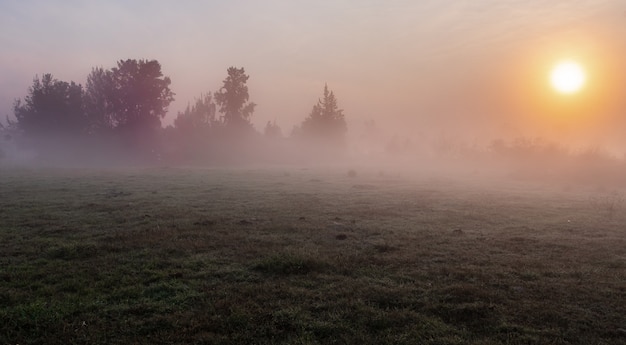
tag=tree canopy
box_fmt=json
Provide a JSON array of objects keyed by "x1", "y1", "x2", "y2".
[
  {"x1": 84, "y1": 67, "x2": 115, "y2": 133},
  {"x1": 301, "y1": 84, "x2": 347, "y2": 145},
  {"x1": 6, "y1": 60, "x2": 351, "y2": 164},
  {"x1": 13, "y1": 74, "x2": 85, "y2": 142},
  {"x1": 109, "y1": 59, "x2": 175, "y2": 131},
  {"x1": 173, "y1": 93, "x2": 217, "y2": 133},
  {"x1": 214, "y1": 67, "x2": 256, "y2": 131}
]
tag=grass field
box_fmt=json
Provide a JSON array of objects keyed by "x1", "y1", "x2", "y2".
[{"x1": 0, "y1": 166, "x2": 624, "y2": 344}]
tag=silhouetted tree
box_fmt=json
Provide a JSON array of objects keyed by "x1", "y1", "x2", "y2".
[
  {"x1": 214, "y1": 67, "x2": 256, "y2": 131},
  {"x1": 170, "y1": 93, "x2": 219, "y2": 161},
  {"x1": 83, "y1": 60, "x2": 174, "y2": 136},
  {"x1": 264, "y1": 120, "x2": 282, "y2": 138},
  {"x1": 82, "y1": 59, "x2": 175, "y2": 158},
  {"x1": 84, "y1": 67, "x2": 115, "y2": 133},
  {"x1": 13, "y1": 74, "x2": 85, "y2": 149},
  {"x1": 301, "y1": 84, "x2": 347, "y2": 145},
  {"x1": 173, "y1": 93, "x2": 217, "y2": 132},
  {"x1": 109, "y1": 59, "x2": 175, "y2": 132}
]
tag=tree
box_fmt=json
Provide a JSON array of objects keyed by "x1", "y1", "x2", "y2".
[
  {"x1": 13, "y1": 74, "x2": 85, "y2": 144},
  {"x1": 173, "y1": 93, "x2": 217, "y2": 133},
  {"x1": 301, "y1": 84, "x2": 347, "y2": 145},
  {"x1": 108, "y1": 59, "x2": 175, "y2": 132},
  {"x1": 264, "y1": 120, "x2": 282, "y2": 138},
  {"x1": 83, "y1": 59, "x2": 174, "y2": 158},
  {"x1": 84, "y1": 60, "x2": 174, "y2": 134},
  {"x1": 214, "y1": 67, "x2": 256, "y2": 131},
  {"x1": 84, "y1": 67, "x2": 115, "y2": 133},
  {"x1": 170, "y1": 93, "x2": 218, "y2": 162}
]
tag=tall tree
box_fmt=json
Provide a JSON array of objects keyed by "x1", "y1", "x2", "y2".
[
  {"x1": 214, "y1": 67, "x2": 256, "y2": 130},
  {"x1": 109, "y1": 59, "x2": 175, "y2": 131},
  {"x1": 13, "y1": 74, "x2": 85, "y2": 142},
  {"x1": 84, "y1": 67, "x2": 115, "y2": 133},
  {"x1": 301, "y1": 84, "x2": 347, "y2": 145}
]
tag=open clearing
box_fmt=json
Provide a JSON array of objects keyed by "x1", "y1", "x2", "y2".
[{"x1": 0, "y1": 167, "x2": 624, "y2": 344}]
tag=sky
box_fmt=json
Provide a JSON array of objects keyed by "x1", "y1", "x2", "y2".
[{"x1": 1, "y1": 1, "x2": 625, "y2": 149}]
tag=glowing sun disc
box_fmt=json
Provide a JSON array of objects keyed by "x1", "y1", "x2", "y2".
[{"x1": 550, "y1": 61, "x2": 586, "y2": 94}]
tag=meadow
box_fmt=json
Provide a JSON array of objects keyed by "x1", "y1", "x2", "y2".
[{"x1": 0, "y1": 166, "x2": 624, "y2": 344}]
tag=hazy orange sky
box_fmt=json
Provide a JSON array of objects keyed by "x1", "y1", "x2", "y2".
[{"x1": 1, "y1": 1, "x2": 625, "y2": 148}]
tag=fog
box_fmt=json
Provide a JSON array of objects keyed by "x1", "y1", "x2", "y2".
[{"x1": 1, "y1": 1, "x2": 626, "y2": 188}]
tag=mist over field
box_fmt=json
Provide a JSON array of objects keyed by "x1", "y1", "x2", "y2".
[
  {"x1": 2, "y1": 2, "x2": 626, "y2": 168},
  {"x1": 0, "y1": 60, "x2": 625, "y2": 189},
  {"x1": 1, "y1": 4, "x2": 625, "y2": 187}
]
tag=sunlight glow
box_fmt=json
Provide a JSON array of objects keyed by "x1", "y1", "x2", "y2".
[{"x1": 550, "y1": 61, "x2": 586, "y2": 95}]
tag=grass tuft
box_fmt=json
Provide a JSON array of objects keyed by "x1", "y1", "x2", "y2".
[
  {"x1": 45, "y1": 243, "x2": 99, "y2": 260},
  {"x1": 252, "y1": 253, "x2": 328, "y2": 275}
]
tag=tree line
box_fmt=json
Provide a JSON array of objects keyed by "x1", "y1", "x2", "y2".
[{"x1": 1, "y1": 59, "x2": 347, "y2": 164}]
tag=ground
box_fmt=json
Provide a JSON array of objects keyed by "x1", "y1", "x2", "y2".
[{"x1": 0, "y1": 166, "x2": 624, "y2": 344}]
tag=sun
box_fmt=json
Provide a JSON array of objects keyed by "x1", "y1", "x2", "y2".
[{"x1": 550, "y1": 61, "x2": 586, "y2": 94}]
